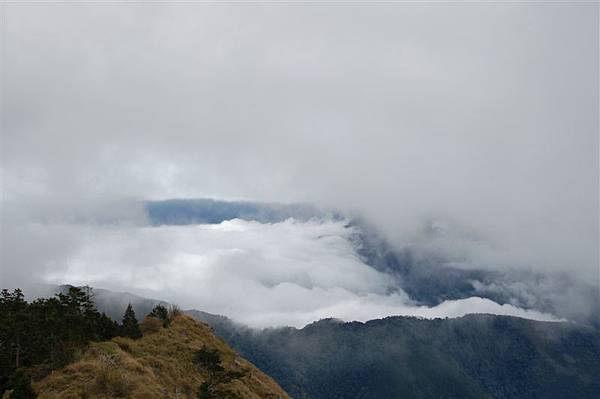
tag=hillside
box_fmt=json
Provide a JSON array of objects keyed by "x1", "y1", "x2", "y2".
[
  {"x1": 15, "y1": 286, "x2": 598, "y2": 399},
  {"x1": 33, "y1": 315, "x2": 290, "y2": 399},
  {"x1": 190, "y1": 312, "x2": 600, "y2": 399}
]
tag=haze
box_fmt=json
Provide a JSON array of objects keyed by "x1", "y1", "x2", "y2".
[{"x1": 1, "y1": 3, "x2": 598, "y2": 326}]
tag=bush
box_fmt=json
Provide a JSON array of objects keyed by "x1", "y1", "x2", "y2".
[
  {"x1": 149, "y1": 304, "x2": 170, "y2": 327},
  {"x1": 194, "y1": 346, "x2": 224, "y2": 375},
  {"x1": 169, "y1": 304, "x2": 183, "y2": 319}
]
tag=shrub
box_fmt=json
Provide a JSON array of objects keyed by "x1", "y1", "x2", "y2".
[
  {"x1": 169, "y1": 304, "x2": 183, "y2": 319},
  {"x1": 149, "y1": 304, "x2": 170, "y2": 327},
  {"x1": 194, "y1": 346, "x2": 224, "y2": 375}
]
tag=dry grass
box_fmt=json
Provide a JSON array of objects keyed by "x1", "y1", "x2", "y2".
[
  {"x1": 140, "y1": 315, "x2": 163, "y2": 335},
  {"x1": 34, "y1": 315, "x2": 290, "y2": 399}
]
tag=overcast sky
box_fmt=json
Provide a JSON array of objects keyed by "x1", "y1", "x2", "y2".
[{"x1": 1, "y1": 3, "x2": 598, "y2": 323}]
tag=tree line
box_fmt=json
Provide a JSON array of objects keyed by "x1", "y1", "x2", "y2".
[{"x1": 0, "y1": 286, "x2": 166, "y2": 398}]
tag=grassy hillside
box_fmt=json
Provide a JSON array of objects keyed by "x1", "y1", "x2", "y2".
[{"x1": 33, "y1": 315, "x2": 290, "y2": 399}]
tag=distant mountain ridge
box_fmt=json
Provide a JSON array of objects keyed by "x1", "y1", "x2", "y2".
[
  {"x1": 189, "y1": 311, "x2": 600, "y2": 399},
  {"x1": 146, "y1": 198, "x2": 332, "y2": 225}
]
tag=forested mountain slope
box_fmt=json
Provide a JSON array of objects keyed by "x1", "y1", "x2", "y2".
[
  {"x1": 14, "y1": 286, "x2": 596, "y2": 399},
  {"x1": 189, "y1": 311, "x2": 600, "y2": 399},
  {"x1": 0, "y1": 288, "x2": 289, "y2": 399}
]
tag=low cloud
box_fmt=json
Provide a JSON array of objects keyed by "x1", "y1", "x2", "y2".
[{"x1": 29, "y1": 218, "x2": 559, "y2": 328}]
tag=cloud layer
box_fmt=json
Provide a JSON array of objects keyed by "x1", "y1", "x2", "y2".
[
  {"x1": 36, "y1": 218, "x2": 558, "y2": 327},
  {"x1": 1, "y1": 4, "x2": 597, "y2": 323}
]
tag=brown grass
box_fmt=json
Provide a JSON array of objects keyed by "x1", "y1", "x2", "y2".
[{"x1": 34, "y1": 315, "x2": 291, "y2": 399}]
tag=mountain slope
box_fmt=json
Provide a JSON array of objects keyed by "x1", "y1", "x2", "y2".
[
  {"x1": 190, "y1": 312, "x2": 600, "y2": 399},
  {"x1": 30, "y1": 286, "x2": 597, "y2": 399},
  {"x1": 34, "y1": 315, "x2": 290, "y2": 399}
]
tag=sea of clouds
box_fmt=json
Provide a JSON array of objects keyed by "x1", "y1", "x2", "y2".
[{"x1": 37, "y1": 218, "x2": 559, "y2": 328}]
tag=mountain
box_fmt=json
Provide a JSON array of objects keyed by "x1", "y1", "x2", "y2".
[
  {"x1": 31, "y1": 286, "x2": 598, "y2": 399},
  {"x1": 146, "y1": 198, "x2": 331, "y2": 226},
  {"x1": 33, "y1": 314, "x2": 290, "y2": 399},
  {"x1": 348, "y1": 220, "x2": 600, "y2": 328},
  {"x1": 188, "y1": 311, "x2": 600, "y2": 399}
]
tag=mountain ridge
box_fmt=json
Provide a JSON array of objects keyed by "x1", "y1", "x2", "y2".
[
  {"x1": 33, "y1": 314, "x2": 290, "y2": 399},
  {"x1": 197, "y1": 312, "x2": 599, "y2": 399},
  {"x1": 22, "y1": 285, "x2": 600, "y2": 399}
]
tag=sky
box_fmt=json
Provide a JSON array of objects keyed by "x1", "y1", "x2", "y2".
[{"x1": 1, "y1": 3, "x2": 598, "y2": 326}]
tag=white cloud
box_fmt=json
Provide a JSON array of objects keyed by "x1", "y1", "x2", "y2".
[
  {"x1": 39, "y1": 218, "x2": 559, "y2": 327},
  {"x1": 2, "y1": 3, "x2": 597, "y2": 283}
]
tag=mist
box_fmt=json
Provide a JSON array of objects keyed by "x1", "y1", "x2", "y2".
[
  {"x1": 1, "y1": 3, "x2": 598, "y2": 324},
  {"x1": 22, "y1": 218, "x2": 560, "y2": 327}
]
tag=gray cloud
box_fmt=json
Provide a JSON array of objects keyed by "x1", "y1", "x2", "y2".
[{"x1": 1, "y1": 5, "x2": 598, "y2": 301}]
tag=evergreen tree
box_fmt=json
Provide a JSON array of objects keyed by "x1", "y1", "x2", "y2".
[
  {"x1": 0, "y1": 289, "x2": 27, "y2": 370},
  {"x1": 121, "y1": 304, "x2": 142, "y2": 339},
  {"x1": 0, "y1": 287, "x2": 119, "y2": 396},
  {"x1": 195, "y1": 346, "x2": 244, "y2": 399},
  {"x1": 6, "y1": 369, "x2": 36, "y2": 399},
  {"x1": 195, "y1": 346, "x2": 224, "y2": 376}
]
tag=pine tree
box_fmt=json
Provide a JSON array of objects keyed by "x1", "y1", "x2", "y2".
[
  {"x1": 121, "y1": 304, "x2": 142, "y2": 339},
  {"x1": 1, "y1": 287, "x2": 120, "y2": 394},
  {"x1": 81, "y1": 285, "x2": 96, "y2": 314}
]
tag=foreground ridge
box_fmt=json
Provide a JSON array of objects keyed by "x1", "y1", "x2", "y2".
[{"x1": 34, "y1": 315, "x2": 290, "y2": 399}]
